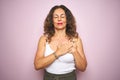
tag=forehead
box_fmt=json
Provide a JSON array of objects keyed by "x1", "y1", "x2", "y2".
[{"x1": 53, "y1": 8, "x2": 65, "y2": 15}]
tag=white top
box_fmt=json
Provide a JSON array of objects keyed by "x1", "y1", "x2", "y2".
[{"x1": 44, "y1": 43, "x2": 76, "y2": 74}]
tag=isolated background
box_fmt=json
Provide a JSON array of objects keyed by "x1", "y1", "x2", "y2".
[{"x1": 0, "y1": 0, "x2": 120, "y2": 80}]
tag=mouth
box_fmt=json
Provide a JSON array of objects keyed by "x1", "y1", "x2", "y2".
[{"x1": 57, "y1": 22, "x2": 63, "y2": 25}]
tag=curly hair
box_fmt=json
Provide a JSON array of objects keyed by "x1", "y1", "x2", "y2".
[{"x1": 44, "y1": 5, "x2": 78, "y2": 42}]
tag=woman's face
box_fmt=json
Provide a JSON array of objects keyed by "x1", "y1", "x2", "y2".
[{"x1": 53, "y1": 8, "x2": 67, "y2": 30}]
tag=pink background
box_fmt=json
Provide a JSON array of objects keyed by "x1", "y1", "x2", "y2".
[{"x1": 0, "y1": 0, "x2": 120, "y2": 80}]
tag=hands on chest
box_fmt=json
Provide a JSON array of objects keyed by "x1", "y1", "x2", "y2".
[{"x1": 50, "y1": 38, "x2": 78, "y2": 56}]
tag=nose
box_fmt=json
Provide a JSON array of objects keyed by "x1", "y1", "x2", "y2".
[{"x1": 58, "y1": 16, "x2": 61, "y2": 21}]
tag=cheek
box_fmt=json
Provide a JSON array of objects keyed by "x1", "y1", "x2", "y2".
[
  {"x1": 63, "y1": 21, "x2": 67, "y2": 25},
  {"x1": 53, "y1": 21, "x2": 58, "y2": 27},
  {"x1": 53, "y1": 19, "x2": 57, "y2": 23},
  {"x1": 62, "y1": 19, "x2": 67, "y2": 24}
]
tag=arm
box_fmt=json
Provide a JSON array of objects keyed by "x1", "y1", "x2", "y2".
[
  {"x1": 72, "y1": 37, "x2": 87, "y2": 72},
  {"x1": 34, "y1": 35, "x2": 57, "y2": 70},
  {"x1": 34, "y1": 35, "x2": 73, "y2": 70}
]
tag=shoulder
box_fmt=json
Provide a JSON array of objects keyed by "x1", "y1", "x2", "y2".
[
  {"x1": 72, "y1": 36, "x2": 83, "y2": 47},
  {"x1": 39, "y1": 35, "x2": 47, "y2": 40},
  {"x1": 73, "y1": 36, "x2": 84, "y2": 50},
  {"x1": 38, "y1": 35, "x2": 47, "y2": 45},
  {"x1": 73, "y1": 36, "x2": 82, "y2": 43}
]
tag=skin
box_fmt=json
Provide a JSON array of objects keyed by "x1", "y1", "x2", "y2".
[{"x1": 34, "y1": 8, "x2": 87, "y2": 72}]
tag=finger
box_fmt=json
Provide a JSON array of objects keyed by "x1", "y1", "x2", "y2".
[
  {"x1": 67, "y1": 45, "x2": 73, "y2": 51},
  {"x1": 68, "y1": 48, "x2": 74, "y2": 54}
]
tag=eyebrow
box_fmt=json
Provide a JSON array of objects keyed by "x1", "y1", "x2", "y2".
[{"x1": 53, "y1": 14, "x2": 66, "y2": 16}]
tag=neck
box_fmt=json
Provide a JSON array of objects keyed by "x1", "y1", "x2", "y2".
[{"x1": 54, "y1": 29, "x2": 66, "y2": 38}]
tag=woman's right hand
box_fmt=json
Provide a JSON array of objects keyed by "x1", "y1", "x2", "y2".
[{"x1": 55, "y1": 41, "x2": 73, "y2": 56}]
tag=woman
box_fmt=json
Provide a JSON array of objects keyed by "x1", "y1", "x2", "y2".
[{"x1": 34, "y1": 5, "x2": 87, "y2": 80}]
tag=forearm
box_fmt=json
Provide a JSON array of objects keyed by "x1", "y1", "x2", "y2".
[
  {"x1": 34, "y1": 52, "x2": 57, "y2": 70},
  {"x1": 73, "y1": 51, "x2": 87, "y2": 72}
]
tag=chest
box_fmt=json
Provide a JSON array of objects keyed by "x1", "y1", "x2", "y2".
[
  {"x1": 45, "y1": 43, "x2": 75, "y2": 63},
  {"x1": 49, "y1": 39, "x2": 69, "y2": 51}
]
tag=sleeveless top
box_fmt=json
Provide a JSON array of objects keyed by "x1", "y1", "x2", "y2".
[{"x1": 44, "y1": 42, "x2": 76, "y2": 74}]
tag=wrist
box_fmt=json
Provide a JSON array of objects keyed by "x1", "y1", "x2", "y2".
[
  {"x1": 55, "y1": 50, "x2": 62, "y2": 57},
  {"x1": 53, "y1": 52, "x2": 58, "y2": 59}
]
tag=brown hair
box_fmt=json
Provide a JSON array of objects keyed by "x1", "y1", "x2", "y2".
[{"x1": 44, "y1": 5, "x2": 78, "y2": 42}]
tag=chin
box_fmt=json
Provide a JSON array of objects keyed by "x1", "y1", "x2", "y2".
[{"x1": 55, "y1": 27, "x2": 66, "y2": 30}]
